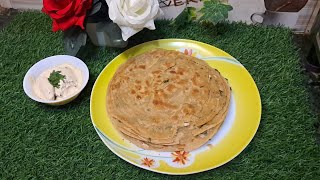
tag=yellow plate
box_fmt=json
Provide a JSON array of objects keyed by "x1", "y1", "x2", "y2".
[{"x1": 90, "y1": 39, "x2": 261, "y2": 175}]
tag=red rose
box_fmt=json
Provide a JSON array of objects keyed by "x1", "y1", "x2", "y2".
[{"x1": 42, "y1": 0, "x2": 93, "y2": 32}]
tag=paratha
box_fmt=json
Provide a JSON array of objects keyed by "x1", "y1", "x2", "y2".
[{"x1": 106, "y1": 49, "x2": 231, "y2": 151}]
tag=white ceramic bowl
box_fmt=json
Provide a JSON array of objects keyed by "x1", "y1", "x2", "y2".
[{"x1": 23, "y1": 55, "x2": 89, "y2": 105}]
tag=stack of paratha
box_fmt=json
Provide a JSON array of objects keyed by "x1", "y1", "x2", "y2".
[{"x1": 107, "y1": 49, "x2": 231, "y2": 152}]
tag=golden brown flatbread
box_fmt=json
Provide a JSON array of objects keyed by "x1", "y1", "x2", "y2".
[{"x1": 106, "y1": 49, "x2": 231, "y2": 151}]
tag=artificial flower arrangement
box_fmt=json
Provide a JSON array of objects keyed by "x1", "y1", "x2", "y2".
[{"x1": 42, "y1": 0, "x2": 232, "y2": 55}]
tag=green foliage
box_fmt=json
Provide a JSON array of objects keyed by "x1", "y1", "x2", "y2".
[
  {"x1": 171, "y1": 7, "x2": 197, "y2": 28},
  {"x1": 172, "y1": 0, "x2": 233, "y2": 27},
  {"x1": 48, "y1": 70, "x2": 65, "y2": 88},
  {"x1": 198, "y1": 0, "x2": 233, "y2": 25}
]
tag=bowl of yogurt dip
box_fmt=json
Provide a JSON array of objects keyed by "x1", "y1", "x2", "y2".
[{"x1": 23, "y1": 55, "x2": 89, "y2": 105}]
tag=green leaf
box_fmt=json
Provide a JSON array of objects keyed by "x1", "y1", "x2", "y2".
[
  {"x1": 48, "y1": 70, "x2": 65, "y2": 88},
  {"x1": 172, "y1": 7, "x2": 197, "y2": 28},
  {"x1": 198, "y1": 0, "x2": 233, "y2": 25}
]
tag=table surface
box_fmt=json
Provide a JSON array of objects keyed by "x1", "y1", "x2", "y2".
[{"x1": 1, "y1": 12, "x2": 319, "y2": 179}]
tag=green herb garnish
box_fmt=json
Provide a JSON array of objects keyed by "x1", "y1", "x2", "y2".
[{"x1": 48, "y1": 70, "x2": 65, "y2": 88}]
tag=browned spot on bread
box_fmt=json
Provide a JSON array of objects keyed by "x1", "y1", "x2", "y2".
[
  {"x1": 177, "y1": 80, "x2": 188, "y2": 85},
  {"x1": 166, "y1": 84, "x2": 176, "y2": 93},
  {"x1": 153, "y1": 99, "x2": 177, "y2": 109},
  {"x1": 177, "y1": 67, "x2": 185, "y2": 75},
  {"x1": 191, "y1": 76, "x2": 197, "y2": 85},
  {"x1": 182, "y1": 104, "x2": 196, "y2": 115},
  {"x1": 153, "y1": 99, "x2": 160, "y2": 105},
  {"x1": 138, "y1": 65, "x2": 146, "y2": 69},
  {"x1": 171, "y1": 115, "x2": 178, "y2": 120},
  {"x1": 112, "y1": 82, "x2": 120, "y2": 90},
  {"x1": 141, "y1": 91, "x2": 149, "y2": 95},
  {"x1": 146, "y1": 80, "x2": 150, "y2": 86},
  {"x1": 156, "y1": 90, "x2": 168, "y2": 98},
  {"x1": 165, "y1": 103, "x2": 178, "y2": 109},
  {"x1": 135, "y1": 85, "x2": 142, "y2": 90},
  {"x1": 192, "y1": 88, "x2": 199, "y2": 95},
  {"x1": 219, "y1": 90, "x2": 224, "y2": 96},
  {"x1": 164, "y1": 62, "x2": 175, "y2": 68},
  {"x1": 152, "y1": 70, "x2": 161, "y2": 74}
]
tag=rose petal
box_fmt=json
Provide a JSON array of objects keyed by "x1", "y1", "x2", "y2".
[
  {"x1": 108, "y1": 0, "x2": 126, "y2": 25},
  {"x1": 118, "y1": 25, "x2": 142, "y2": 41},
  {"x1": 75, "y1": 0, "x2": 92, "y2": 16},
  {"x1": 56, "y1": 16, "x2": 78, "y2": 31},
  {"x1": 48, "y1": 13, "x2": 65, "y2": 19},
  {"x1": 124, "y1": 8, "x2": 152, "y2": 25},
  {"x1": 75, "y1": 6, "x2": 84, "y2": 16},
  {"x1": 74, "y1": 0, "x2": 83, "y2": 7},
  {"x1": 108, "y1": 0, "x2": 162, "y2": 40},
  {"x1": 84, "y1": 0, "x2": 93, "y2": 9},
  {"x1": 43, "y1": 0, "x2": 72, "y2": 11},
  {"x1": 42, "y1": 7, "x2": 49, "y2": 14},
  {"x1": 56, "y1": 1, "x2": 74, "y2": 15},
  {"x1": 74, "y1": 0, "x2": 85, "y2": 16},
  {"x1": 124, "y1": 0, "x2": 147, "y2": 13},
  {"x1": 52, "y1": 19, "x2": 60, "y2": 32},
  {"x1": 43, "y1": 0, "x2": 74, "y2": 20},
  {"x1": 75, "y1": 14, "x2": 86, "y2": 29},
  {"x1": 125, "y1": 1, "x2": 152, "y2": 22},
  {"x1": 105, "y1": 0, "x2": 112, "y2": 6},
  {"x1": 143, "y1": 19, "x2": 156, "y2": 30}
]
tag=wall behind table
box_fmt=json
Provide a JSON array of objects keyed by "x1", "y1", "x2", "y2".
[
  {"x1": 1, "y1": 0, "x2": 318, "y2": 35},
  {"x1": 1, "y1": 0, "x2": 42, "y2": 9}
]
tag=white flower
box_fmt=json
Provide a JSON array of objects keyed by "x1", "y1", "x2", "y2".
[{"x1": 105, "y1": 0, "x2": 163, "y2": 41}]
